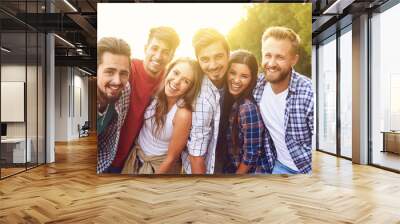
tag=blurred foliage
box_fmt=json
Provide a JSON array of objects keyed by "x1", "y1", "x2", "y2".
[{"x1": 227, "y1": 3, "x2": 312, "y2": 77}]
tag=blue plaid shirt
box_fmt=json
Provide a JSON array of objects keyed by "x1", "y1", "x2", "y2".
[
  {"x1": 253, "y1": 71, "x2": 314, "y2": 174},
  {"x1": 224, "y1": 98, "x2": 268, "y2": 174}
]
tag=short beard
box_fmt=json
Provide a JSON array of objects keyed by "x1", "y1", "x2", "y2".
[
  {"x1": 97, "y1": 88, "x2": 119, "y2": 108},
  {"x1": 265, "y1": 68, "x2": 291, "y2": 84}
]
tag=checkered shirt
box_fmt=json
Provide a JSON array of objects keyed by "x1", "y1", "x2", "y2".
[
  {"x1": 182, "y1": 77, "x2": 221, "y2": 174},
  {"x1": 224, "y1": 98, "x2": 268, "y2": 174},
  {"x1": 97, "y1": 83, "x2": 131, "y2": 173},
  {"x1": 253, "y1": 71, "x2": 314, "y2": 174}
]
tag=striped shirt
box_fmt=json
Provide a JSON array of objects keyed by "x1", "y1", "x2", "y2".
[
  {"x1": 182, "y1": 77, "x2": 221, "y2": 174},
  {"x1": 253, "y1": 71, "x2": 314, "y2": 174},
  {"x1": 224, "y1": 98, "x2": 267, "y2": 174}
]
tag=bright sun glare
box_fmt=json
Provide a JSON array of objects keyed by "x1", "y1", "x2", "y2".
[{"x1": 98, "y1": 3, "x2": 247, "y2": 59}]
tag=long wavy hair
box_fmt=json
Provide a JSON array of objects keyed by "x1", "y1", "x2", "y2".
[
  {"x1": 220, "y1": 50, "x2": 259, "y2": 168},
  {"x1": 152, "y1": 57, "x2": 203, "y2": 136}
]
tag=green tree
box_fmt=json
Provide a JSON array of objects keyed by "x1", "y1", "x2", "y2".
[{"x1": 227, "y1": 3, "x2": 312, "y2": 77}]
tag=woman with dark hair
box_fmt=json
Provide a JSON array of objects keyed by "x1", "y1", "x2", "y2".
[
  {"x1": 122, "y1": 57, "x2": 202, "y2": 174},
  {"x1": 221, "y1": 50, "x2": 266, "y2": 174}
]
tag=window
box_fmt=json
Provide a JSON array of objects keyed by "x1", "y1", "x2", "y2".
[
  {"x1": 339, "y1": 27, "x2": 352, "y2": 158},
  {"x1": 0, "y1": 2, "x2": 46, "y2": 179},
  {"x1": 317, "y1": 35, "x2": 337, "y2": 154},
  {"x1": 371, "y1": 2, "x2": 400, "y2": 171}
]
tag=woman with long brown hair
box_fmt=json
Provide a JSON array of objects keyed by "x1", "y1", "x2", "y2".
[
  {"x1": 122, "y1": 57, "x2": 202, "y2": 174},
  {"x1": 220, "y1": 50, "x2": 266, "y2": 174}
]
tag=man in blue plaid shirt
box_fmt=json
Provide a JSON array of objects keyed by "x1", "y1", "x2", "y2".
[{"x1": 253, "y1": 26, "x2": 314, "y2": 174}]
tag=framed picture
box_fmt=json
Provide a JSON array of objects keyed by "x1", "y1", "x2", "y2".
[{"x1": 97, "y1": 3, "x2": 312, "y2": 175}]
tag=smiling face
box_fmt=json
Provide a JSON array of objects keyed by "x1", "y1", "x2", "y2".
[
  {"x1": 197, "y1": 41, "x2": 229, "y2": 88},
  {"x1": 144, "y1": 38, "x2": 174, "y2": 77},
  {"x1": 97, "y1": 52, "x2": 130, "y2": 103},
  {"x1": 164, "y1": 62, "x2": 194, "y2": 101},
  {"x1": 261, "y1": 37, "x2": 298, "y2": 84},
  {"x1": 227, "y1": 63, "x2": 252, "y2": 98}
]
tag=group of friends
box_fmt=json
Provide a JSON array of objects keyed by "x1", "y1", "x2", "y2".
[{"x1": 97, "y1": 25, "x2": 314, "y2": 175}]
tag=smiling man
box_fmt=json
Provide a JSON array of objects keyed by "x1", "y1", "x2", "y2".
[
  {"x1": 253, "y1": 26, "x2": 314, "y2": 174},
  {"x1": 181, "y1": 28, "x2": 230, "y2": 174},
  {"x1": 110, "y1": 26, "x2": 180, "y2": 173},
  {"x1": 97, "y1": 37, "x2": 131, "y2": 173}
]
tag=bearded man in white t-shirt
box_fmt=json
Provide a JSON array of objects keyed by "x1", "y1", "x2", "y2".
[{"x1": 253, "y1": 26, "x2": 314, "y2": 174}]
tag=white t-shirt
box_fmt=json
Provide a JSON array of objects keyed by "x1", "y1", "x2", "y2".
[{"x1": 259, "y1": 82, "x2": 298, "y2": 171}]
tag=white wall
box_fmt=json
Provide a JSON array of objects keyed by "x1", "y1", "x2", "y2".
[
  {"x1": 74, "y1": 74, "x2": 89, "y2": 137},
  {"x1": 1, "y1": 65, "x2": 35, "y2": 137},
  {"x1": 1, "y1": 64, "x2": 46, "y2": 163},
  {"x1": 55, "y1": 67, "x2": 69, "y2": 141},
  {"x1": 1, "y1": 65, "x2": 26, "y2": 140},
  {"x1": 54, "y1": 67, "x2": 89, "y2": 141}
]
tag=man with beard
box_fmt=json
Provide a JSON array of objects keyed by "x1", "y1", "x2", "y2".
[
  {"x1": 111, "y1": 27, "x2": 180, "y2": 173},
  {"x1": 253, "y1": 26, "x2": 314, "y2": 174},
  {"x1": 97, "y1": 37, "x2": 131, "y2": 173},
  {"x1": 181, "y1": 28, "x2": 230, "y2": 174}
]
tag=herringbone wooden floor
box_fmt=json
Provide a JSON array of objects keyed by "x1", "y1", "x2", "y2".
[{"x1": 1, "y1": 135, "x2": 400, "y2": 223}]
